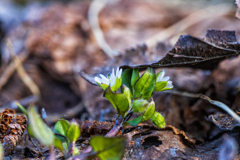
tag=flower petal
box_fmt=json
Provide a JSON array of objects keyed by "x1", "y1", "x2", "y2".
[
  {"x1": 116, "y1": 67, "x2": 119, "y2": 77},
  {"x1": 100, "y1": 74, "x2": 110, "y2": 84},
  {"x1": 157, "y1": 70, "x2": 165, "y2": 82},
  {"x1": 94, "y1": 77, "x2": 102, "y2": 84},
  {"x1": 165, "y1": 81, "x2": 173, "y2": 88},
  {"x1": 118, "y1": 68, "x2": 122, "y2": 79},
  {"x1": 110, "y1": 73, "x2": 115, "y2": 84},
  {"x1": 161, "y1": 76, "x2": 170, "y2": 82}
]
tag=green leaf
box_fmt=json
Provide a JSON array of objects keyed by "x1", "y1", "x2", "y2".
[
  {"x1": 159, "y1": 86, "x2": 173, "y2": 92},
  {"x1": 131, "y1": 69, "x2": 139, "y2": 87},
  {"x1": 122, "y1": 85, "x2": 131, "y2": 107},
  {"x1": 90, "y1": 136, "x2": 126, "y2": 160},
  {"x1": 66, "y1": 120, "x2": 81, "y2": 142},
  {"x1": 53, "y1": 119, "x2": 70, "y2": 142},
  {"x1": 127, "y1": 115, "x2": 143, "y2": 126},
  {"x1": 63, "y1": 142, "x2": 68, "y2": 150},
  {"x1": 141, "y1": 99, "x2": 155, "y2": 122},
  {"x1": 15, "y1": 102, "x2": 28, "y2": 115},
  {"x1": 0, "y1": 143, "x2": 3, "y2": 160},
  {"x1": 154, "y1": 81, "x2": 168, "y2": 92},
  {"x1": 104, "y1": 87, "x2": 130, "y2": 116},
  {"x1": 97, "y1": 82, "x2": 109, "y2": 90},
  {"x1": 132, "y1": 99, "x2": 148, "y2": 113},
  {"x1": 73, "y1": 146, "x2": 80, "y2": 156},
  {"x1": 151, "y1": 112, "x2": 166, "y2": 128},
  {"x1": 54, "y1": 137, "x2": 65, "y2": 153},
  {"x1": 122, "y1": 69, "x2": 133, "y2": 93},
  {"x1": 156, "y1": 70, "x2": 164, "y2": 80},
  {"x1": 110, "y1": 76, "x2": 122, "y2": 92},
  {"x1": 28, "y1": 106, "x2": 54, "y2": 146},
  {"x1": 134, "y1": 68, "x2": 156, "y2": 100},
  {"x1": 27, "y1": 126, "x2": 35, "y2": 138}
]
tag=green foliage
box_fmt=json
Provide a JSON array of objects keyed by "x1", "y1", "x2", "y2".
[
  {"x1": 15, "y1": 102, "x2": 28, "y2": 115},
  {"x1": 66, "y1": 120, "x2": 81, "y2": 142},
  {"x1": 73, "y1": 147, "x2": 80, "y2": 156},
  {"x1": 151, "y1": 112, "x2": 166, "y2": 128},
  {"x1": 131, "y1": 69, "x2": 139, "y2": 87},
  {"x1": 0, "y1": 143, "x2": 3, "y2": 160},
  {"x1": 126, "y1": 115, "x2": 143, "y2": 126},
  {"x1": 122, "y1": 85, "x2": 131, "y2": 107},
  {"x1": 154, "y1": 81, "x2": 168, "y2": 92},
  {"x1": 54, "y1": 137, "x2": 65, "y2": 153},
  {"x1": 141, "y1": 99, "x2": 155, "y2": 122},
  {"x1": 97, "y1": 82, "x2": 109, "y2": 90},
  {"x1": 122, "y1": 68, "x2": 133, "y2": 92},
  {"x1": 28, "y1": 106, "x2": 54, "y2": 146},
  {"x1": 132, "y1": 99, "x2": 148, "y2": 113},
  {"x1": 90, "y1": 136, "x2": 127, "y2": 160},
  {"x1": 104, "y1": 87, "x2": 130, "y2": 116},
  {"x1": 95, "y1": 67, "x2": 173, "y2": 127},
  {"x1": 53, "y1": 119, "x2": 70, "y2": 142},
  {"x1": 134, "y1": 68, "x2": 156, "y2": 100}
]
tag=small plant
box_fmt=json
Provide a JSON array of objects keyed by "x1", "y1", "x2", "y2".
[
  {"x1": 16, "y1": 103, "x2": 127, "y2": 160},
  {"x1": 94, "y1": 67, "x2": 173, "y2": 130},
  {"x1": 15, "y1": 67, "x2": 173, "y2": 160}
]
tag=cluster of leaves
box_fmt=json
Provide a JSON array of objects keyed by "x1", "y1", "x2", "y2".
[
  {"x1": 95, "y1": 67, "x2": 173, "y2": 127},
  {"x1": 16, "y1": 103, "x2": 127, "y2": 160}
]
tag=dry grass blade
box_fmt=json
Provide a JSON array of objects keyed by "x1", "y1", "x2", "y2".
[
  {"x1": 0, "y1": 51, "x2": 29, "y2": 91},
  {"x1": 166, "y1": 90, "x2": 240, "y2": 123},
  {"x1": 88, "y1": 0, "x2": 119, "y2": 58},
  {"x1": 145, "y1": 3, "x2": 233, "y2": 48},
  {"x1": 6, "y1": 39, "x2": 40, "y2": 99}
]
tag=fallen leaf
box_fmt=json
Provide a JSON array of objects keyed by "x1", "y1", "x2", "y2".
[
  {"x1": 80, "y1": 30, "x2": 240, "y2": 85},
  {"x1": 81, "y1": 120, "x2": 115, "y2": 137},
  {"x1": 120, "y1": 30, "x2": 240, "y2": 71},
  {"x1": 208, "y1": 114, "x2": 240, "y2": 131}
]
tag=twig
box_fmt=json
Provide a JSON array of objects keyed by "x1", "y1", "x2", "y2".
[
  {"x1": 165, "y1": 90, "x2": 240, "y2": 123},
  {"x1": 0, "y1": 51, "x2": 29, "y2": 91},
  {"x1": 145, "y1": 3, "x2": 232, "y2": 48},
  {"x1": 6, "y1": 39, "x2": 41, "y2": 99},
  {"x1": 88, "y1": 0, "x2": 119, "y2": 58}
]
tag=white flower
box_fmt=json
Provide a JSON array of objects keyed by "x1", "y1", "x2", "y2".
[
  {"x1": 94, "y1": 67, "x2": 122, "y2": 91},
  {"x1": 157, "y1": 70, "x2": 170, "y2": 82},
  {"x1": 94, "y1": 74, "x2": 110, "y2": 90},
  {"x1": 155, "y1": 69, "x2": 173, "y2": 91},
  {"x1": 110, "y1": 67, "x2": 122, "y2": 91},
  {"x1": 94, "y1": 74, "x2": 110, "y2": 85}
]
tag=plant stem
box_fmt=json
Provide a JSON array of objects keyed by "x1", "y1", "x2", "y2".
[
  {"x1": 72, "y1": 115, "x2": 125, "y2": 160},
  {"x1": 105, "y1": 115, "x2": 124, "y2": 137},
  {"x1": 68, "y1": 142, "x2": 75, "y2": 158}
]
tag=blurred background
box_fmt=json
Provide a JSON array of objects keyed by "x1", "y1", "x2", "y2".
[{"x1": 0, "y1": 0, "x2": 240, "y2": 146}]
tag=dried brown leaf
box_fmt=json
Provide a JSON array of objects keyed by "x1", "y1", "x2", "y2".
[
  {"x1": 165, "y1": 125, "x2": 196, "y2": 148},
  {"x1": 209, "y1": 114, "x2": 240, "y2": 131},
  {"x1": 81, "y1": 120, "x2": 115, "y2": 137},
  {"x1": 80, "y1": 29, "x2": 240, "y2": 85},
  {"x1": 121, "y1": 30, "x2": 240, "y2": 71}
]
